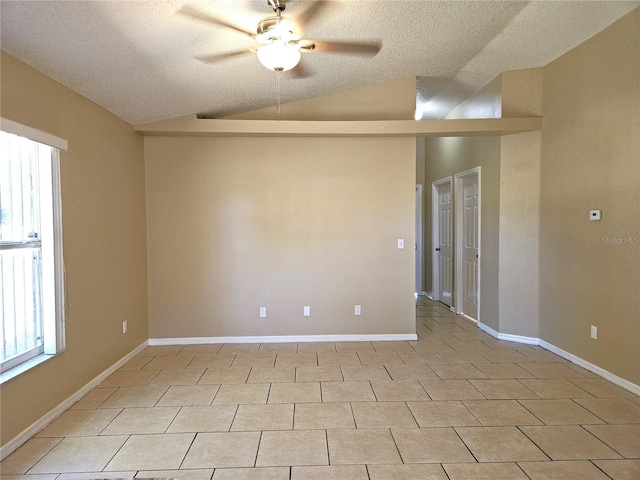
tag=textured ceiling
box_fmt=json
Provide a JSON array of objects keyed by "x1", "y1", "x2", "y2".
[{"x1": 1, "y1": 1, "x2": 637, "y2": 125}]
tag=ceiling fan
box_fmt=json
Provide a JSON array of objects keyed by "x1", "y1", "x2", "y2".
[{"x1": 179, "y1": 0, "x2": 381, "y2": 76}]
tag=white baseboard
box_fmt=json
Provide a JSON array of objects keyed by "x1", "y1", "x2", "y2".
[
  {"x1": 149, "y1": 333, "x2": 418, "y2": 346},
  {"x1": 0, "y1": 341, "x2": 149, "y2": 461},
  {"x1": 478, "y1": 322, "x2": 639, "y2": 396}
]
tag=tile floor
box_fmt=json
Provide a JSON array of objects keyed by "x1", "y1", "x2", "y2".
[{"x1": 2, "y1": 297, "x2": 639, "y2": 479}]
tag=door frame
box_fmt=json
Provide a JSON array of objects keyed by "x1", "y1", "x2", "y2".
[
  {"x1": 454, "y1": 167, "x2": 481, "y2": 323},
  {"x1": 431, "y1": 176, "x2": 452, "y2": 303},
  {"x1": 415, "y1": 184, "x2": 423, "y2": 299}
]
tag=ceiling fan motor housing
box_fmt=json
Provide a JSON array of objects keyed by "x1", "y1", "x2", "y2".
[{"x1": 256, "y1": 16, "x2": 299, "y2": 43}]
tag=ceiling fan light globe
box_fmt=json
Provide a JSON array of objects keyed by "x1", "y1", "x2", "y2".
[{"x1": 257, "y1": 42, "x2": 301, "y2": 72}]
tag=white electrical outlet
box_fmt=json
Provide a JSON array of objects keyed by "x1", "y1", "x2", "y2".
[
  {"x1": 303, "y1": 306, "x2": 311, "y2": 317},
  {"x1": 591, "y1": 325, "x2": 597, "y2": 339},
  {"x1": 259, "y1": 307, "x2": 267, "y2": 318},
  {"x1": 355, "y1": 305, "x2": 361, "y2": 315},
  {"x1": 122, "y1": 321, "x2": 128, "y2": 334},
  {"x1": 397, "y1": 239, "x2": 405, "y2": 249}
]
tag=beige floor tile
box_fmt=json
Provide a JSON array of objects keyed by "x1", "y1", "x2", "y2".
[
  {"x1": 156, "y1": 384, "x2": 220, "y2": 406},
  {"x1": 371, "y1": 380, "x2": 431, "y2": 401},
  {"x1": 0, "y1": 438, "x2": 63, "y2": 475},
  {"x1": 138, "y1": 469, "x2": 213, "y2": 480},
  {"x1": 518, "y1": 399, "x2": 605, "y2": 425},
  {"x1": 101, "y1": 406, "x2": 179, "y2": 435},
  {"x1": 517, "y1": 350, "x2": 568, "y2": 363},
  {"x1": 398, "y1": 351, "x2": 447, "y2": 365},
  {"x1": 99, "y1": 386, "x2": 169, "y2": 408},
  {"x1": 438, "y1": 350, "x2": 491, "y2": 364},
  {"x1": 469, "y1": 379, "x2": 539, "y2": 399},
  {"x1": 564, "y1": 363, "x2": 601, "y2": 378},
  {"x1": 231, "y1": 354, "x2": 277, "y2": 367},
  {"x1": 518, "y1": 379, "x2": 594, "y2": 399},
  {"x1": 392, "y1": 427, "x2": 476, "y2": 463},
  {"x1": 520, "y1": 425, "x2": 622, "y2": 460},
  {"x1": 142, "y1": 355, "x2": 195, "y2": 370},
  {"x1": 455, "y1": 426, "x2": 548, "y2": 462},
  {"x1": 275, "y1": 353, "x2": 318, "y2": 367},
  {"x1": 583, "y1": 424, "x2": 640, "y2": 458},
  {"x1": 296, "y1": 342, "x2": 336, "y2": 353},
  {"x1": 70, "y1": 387, "x2": 118, "y2": 409},
  {"x1": 569, "y1": 378, "x2": 636, "y2": 398},
  {"x1": 247, "y1": 366, "x2": 295, "y2": 383},
  {"x1": 462, "y1": 399, "x2": 542, "y2": 426},
  {"x1": 442, "y1": 340, "x2": 494, "y2": 352},
  {"x1": 420, "y1": 379, "x2": 485, "y2": 400},
  {"x1": 356, "y1": 352, "x2": 404, "y2": 366},
  {"x1": 257, "y1": 343, "x2": 298, "y2": 354},
  {"x1": 212, "y1": 467, "x2": 289, "y2": 479},
  {"x1": 293, "y1": 402, "x2": 355, "y2": 429},
  {"x1": 198, "y1": 367, "x2": 251, "y2": 385},
  {"x1": 334, "y1": 341, "x2": 375, "y2": 352},
  {"x1": 188, "y1": 354, "x2": 236, "y2": 369},
  {"x1": 384, "y1": 364, "x2": 438, "y2": 381},
  {"x1": 291, "y1": 465, "x2": 368, "y2": 480},
  {"x1": 317, "y1": 352, "x2": 361, "y2": 366},
  {"x1": 231, "y1": 403, "x2": 293, "y2": 431},
  {"x1": 218, "y1": 344, "x2": 261, "y2": 355},
  {"x1": 181, "y1": 432, "x2": 261, "y2": 469},
  {"x1": 213, "y1": 383, "x2": 270, "y2": 405},
  {"x1": 30, "y1": 436, "x2": 129, "y2": 473},
  {"x1": 35, "y1": 409, "x2": 121, "y2": 437},
  {"x1": 520, "y1": 363, "x2": 585, "y2": 379},
  {"x1": 179, "y1": 344, "x2": 223, "y2": 355},
  {"x1": 591, "y1": 459, "x2": 640, "y2": 480},
  {"x1": 474, "y1": 363, "x2": 535, "y2": 378},
  {"x1": 256, "y1": 430, "x2": 328, "y2": 467},
  {"x1": 166, "y1": 405, "x2": 237, "y2": 432},
  {"x1": 477, "y1": 350, "x2": 534, "y2": 363},
  {"x1": 321, "y1": 381, "x2": 376, "y2": 402},
  {"x1": 371, "y1": 341, "x2": 415, "y2": 352},
  {"x1": 148, "y1": 368, "x2": 206, "y2": 386},
  {"x1": 351, "y1": 401, "x2": 418, "y2": 428},
  {"x1": 119, "y1": 355, "x2": 153, "y2": 370},
  {"x1": 107, "y1": 433, "x2": 195, "y2": 471},
  {"x1": 407, "y1": 400, "x2": 480, "y2": 427},
  {"x1": 518, "y1": 460, "x2": 611, "y2": 479},
  {"x1": 574, "y1": 397, "x2": 640, "y2": 424},
  {"x1": 137, "y1": 345, "x2": 185, "y2": 357},
  {"x1": 99, "y1": 370, "x2": 159, "y2": 387},
  {"x1": 430, "y1": 364, "x2": 487, "y2": 380},
  {"x1": 410, "y1": 339, "x2": 455, "y2": 352},
  {"x1": 327, "y1": 429, "x2": 402, "y2": 465},
  {"x1": 57, "y1": 472, "x2": 136, "y2": 480},
  {"x1": 295, "y1": 365, "x2": 343, "y2": 382},
  {"x1": 444, "y1": 462, "x2": 529, "y2": 479},
  {"x1": 341, "y1": 365, "x2": 391, "y2": 382},
  {"x1": 268, "y1": 382, "x2": 321, "y2": 403},
  {"x1": 367, "y1": 463, "x2": 448, "y2": 479}
]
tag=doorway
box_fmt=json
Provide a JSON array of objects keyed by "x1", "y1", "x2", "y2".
[{"x1": 415, "y1": 185, "x2": 423, "y2": 298}]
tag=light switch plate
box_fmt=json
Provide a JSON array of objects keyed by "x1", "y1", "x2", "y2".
[{"x1": 397, "y1": 239, "x2": 405, "y2": 249}]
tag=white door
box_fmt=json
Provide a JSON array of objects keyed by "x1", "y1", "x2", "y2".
[
  {"x1": 432, "y1": 179, "x2": 452, "y2": 306},
  {"x1": 415, "y1": 185, "x2": 423, "y2": 298},
  {"x1": 456, "y1": 170, "x2": 480, "y2": 320}
]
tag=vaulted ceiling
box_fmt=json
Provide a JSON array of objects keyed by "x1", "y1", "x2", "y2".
[{"x1": 1, "y1": 1, "x2": 637, "y2": 125}]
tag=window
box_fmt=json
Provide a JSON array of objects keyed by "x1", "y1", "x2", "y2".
[{"x1": 1, "y1": 124, "x2": 65, "y2": 375}]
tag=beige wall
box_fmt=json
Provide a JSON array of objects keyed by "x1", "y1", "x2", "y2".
[
  {"x1": 0, "y1": 52, "x2": 148, "y2": 447},
  {"x1": 145, "y1": 136, "x2": 416, "y2": 339},
  {"x1": 539, "y1": 9, "x2": 639, "y2": 384}
]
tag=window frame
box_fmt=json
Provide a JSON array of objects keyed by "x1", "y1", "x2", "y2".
[{"x1": 0, "y1": 118, "x2": 66, "y2": 381}]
